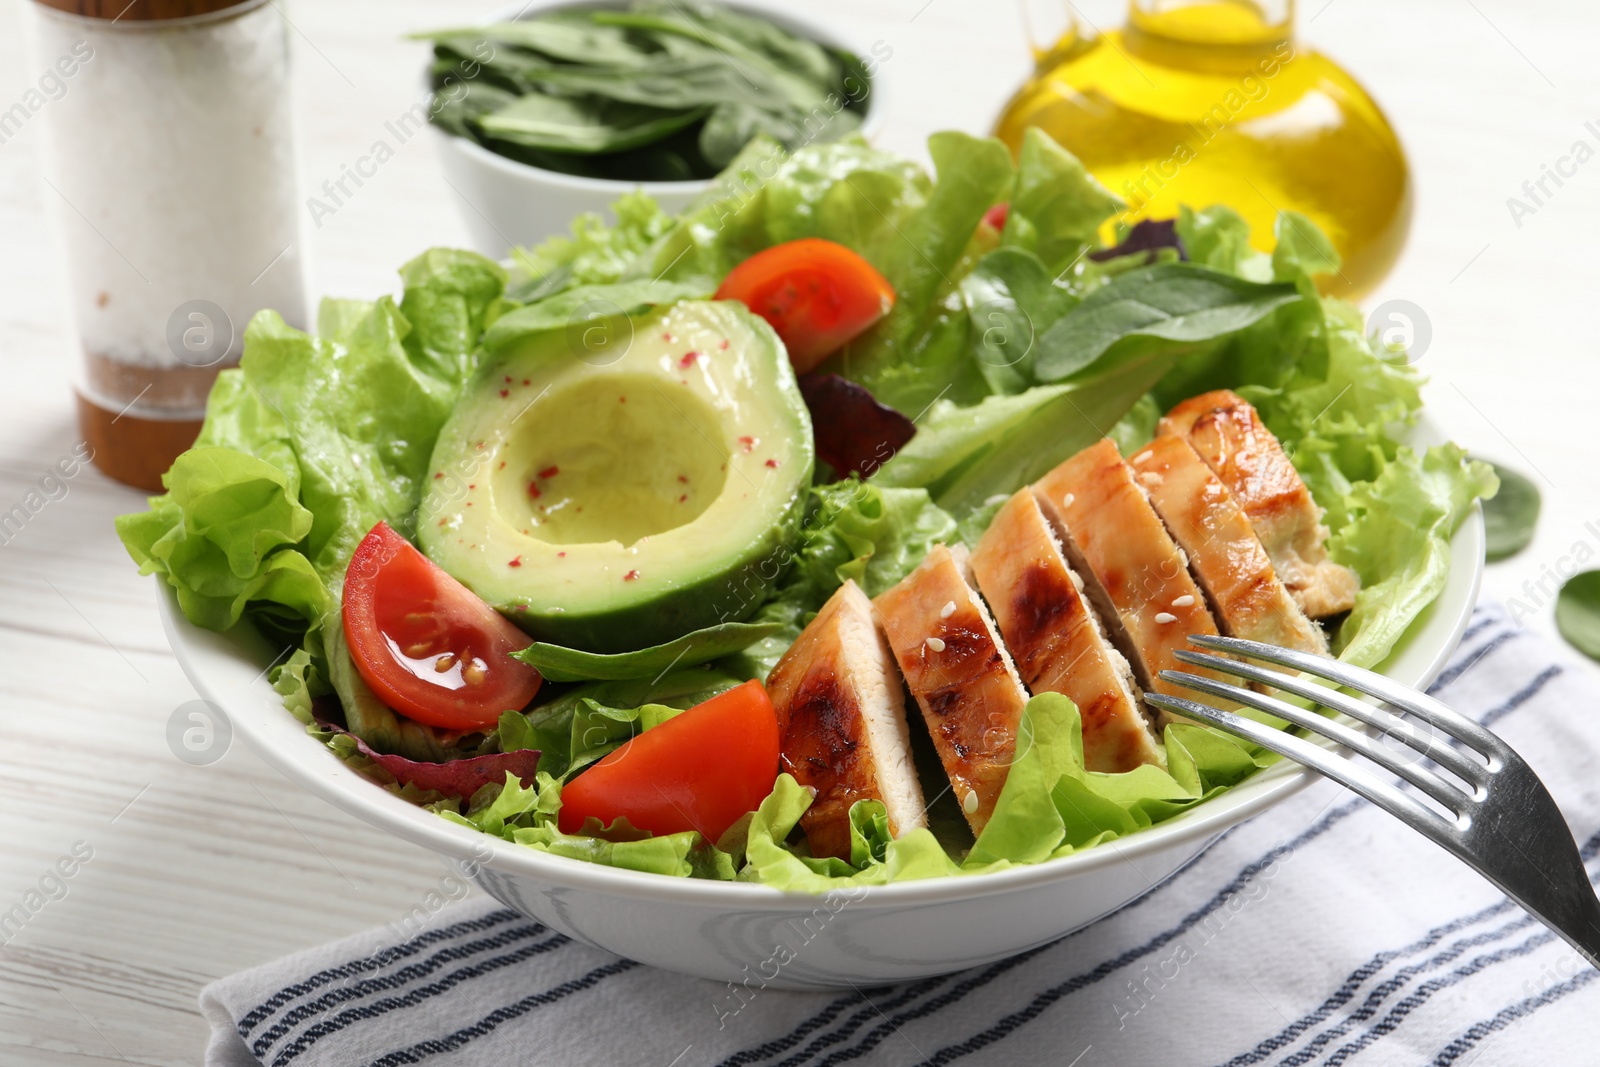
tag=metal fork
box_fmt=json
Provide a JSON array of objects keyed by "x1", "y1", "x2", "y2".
[{"x1": 1144, "y1": 634, "x2": 1600, "y2": 971}]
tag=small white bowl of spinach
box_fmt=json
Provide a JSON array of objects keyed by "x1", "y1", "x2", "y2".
[{"x1": 418, "y1": 0, "x2": 886, "y2": 253}]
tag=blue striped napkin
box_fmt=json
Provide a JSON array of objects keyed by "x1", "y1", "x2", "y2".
[{"x1": 202, "y1": 604, "x2": 1600, "y2": 1066}]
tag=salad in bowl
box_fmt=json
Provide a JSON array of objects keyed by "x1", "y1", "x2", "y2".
[{"x1": 119, "y1": 128, "x2": 1493, "y2": 902}]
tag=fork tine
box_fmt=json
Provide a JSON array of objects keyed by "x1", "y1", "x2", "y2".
[
  {"x1": 1187, "y1": 635, "x2": 1502, "y2": 759},
  {"x1": 1145, "y1": 692, "x2": 1454, "y2": 834},
  {"x1": 1172, "y1": 649, "x2": 1489, "y2": 788},
  {"x1": 1159, "y1": 669, "x2": 1475, "y2": 814}
]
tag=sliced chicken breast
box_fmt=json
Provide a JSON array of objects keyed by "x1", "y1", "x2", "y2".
[
  {"x1": 968, "y1": 488, "x2": 1166, "y2": 773},
  {"x1": 766, "y1": 580, "x2": 927, "y2": 861},
  {"x1": 874, "y1": 544, "x2": 1030, "y2": 836},
  {"x1": 1161, "y1": 390, "x2": 1359, "y2": 619},
  {"x1": 1033, "y1": 438, "x2": 1230, "y2": 726},
  {"x1": 1129, "y1": 434, "x2": 1327, "y2": 657}
]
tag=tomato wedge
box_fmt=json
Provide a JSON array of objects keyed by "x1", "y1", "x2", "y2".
[
  {"x1": 714, "y1": 238, "x2": 895, "y2": 374},
  {"x1": 982, "y1": 201, "x2": 1010, "y2": 232},
  {"x1": 558, "y1": 680, "x2": 779, "y2": 841},
  {"x1": 342, "y1": 521, "x2": 542, "y2": 731}
]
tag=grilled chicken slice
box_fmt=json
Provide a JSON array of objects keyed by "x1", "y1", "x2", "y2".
[
  {"x1": 1034, "y1": 438, "x2": 1230, "y2": 725},
  {"x1": 766, "y1": 580, "x2": 926, "y2": 861},
  {"x1": 1161, "y1": 390, "x2": 1359, "y2": 619},
  {"x1": 968, "y1": 489, "x2": 1165, "y2": 773},
  {"x1": 1129, "y1": 434, "x2": 1327, "y2": 657},
  {"x1": 874, "y1": 544, "x2": 1030, "y2": 836}
]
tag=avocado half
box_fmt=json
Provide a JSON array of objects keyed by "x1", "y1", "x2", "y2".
[{"x1": 419, "y1": 299, "x2": 814, "y2": 653}]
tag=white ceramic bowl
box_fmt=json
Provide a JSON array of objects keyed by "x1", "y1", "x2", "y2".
[
  {"x1": 429, "y1": 1, "x2": 890, "y2": 256},
  {"x1": 157, "y1": 416, "x2": 1484, "y2": 989}
]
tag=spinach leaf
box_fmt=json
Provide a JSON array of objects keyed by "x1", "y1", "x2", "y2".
[
  {"x1": 1557, "y1": 571, "x2": 1600, "y2": 661},
  {"x1": 476, "y1": 95, "x2": 708, "y2": 155},
  {"x1": 417, "y1": 20, "x2": 653, "y2": 68},
  {"x1": 415, "y1": 2, "x2": 866, "y2": 179},
  {"x1": 592, "y1": 11, "x2": 829, "y2": 113},
  {"x1": 1032, "y1": 262, "x2": 1301, "y2": 382},
  {"x1": 959, "y1": 247, "x2": 1076, "y2": 395},
  {"x1": 513, "y1": 621, "x2": 783, "y2": 682},
  {"x1": 1480, "y1": 459, "x2": 1540, "y2": 561}
]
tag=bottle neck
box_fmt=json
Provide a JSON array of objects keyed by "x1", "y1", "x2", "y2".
[{"x1": 1128, "y1": 0, "x2": 1293, "y2": 48}]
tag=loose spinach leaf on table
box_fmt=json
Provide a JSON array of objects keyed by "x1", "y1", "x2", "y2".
[
  {"x1": 1558, "y1": 571, "x2": 1600, "y2": 661},
  {"x1": 1480, "y1": 459, "x2": 1540, "y2": 561}
]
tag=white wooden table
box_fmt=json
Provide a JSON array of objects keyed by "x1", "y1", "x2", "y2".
[{"x1": 1, "y1": 0, "x2": 1597, "y2": 1062}]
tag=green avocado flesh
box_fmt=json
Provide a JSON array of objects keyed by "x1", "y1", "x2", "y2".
[{"x1": 419, "y1": 300, "x2": 814, "y2": 653}]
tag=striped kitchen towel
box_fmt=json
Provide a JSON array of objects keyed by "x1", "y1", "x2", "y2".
[{"x1": 201, "y1": 604, "x2": 1600, "y2": 1066}]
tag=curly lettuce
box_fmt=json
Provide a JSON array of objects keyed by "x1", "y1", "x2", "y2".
[{"x1": 117, "y1": 128, "x2": 1495, "y2": 890}]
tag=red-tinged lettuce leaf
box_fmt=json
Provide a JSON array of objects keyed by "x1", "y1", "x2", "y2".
[
  {"x1": 317, "y1": 715, "x2": 539, "y2": 798},
  {"x1": 798, "y1": 372, "x2": 916, "y2": 480},
  {"x1": 1089, "y1": 218, "x2": 1186, "y2": 263}
]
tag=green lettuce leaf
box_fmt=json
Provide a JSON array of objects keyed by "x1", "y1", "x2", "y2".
[
  {"x1": 439, "y1": 771, "x2": 735, "y2": 879},
  {"x1": 481, "y1": 278, "x2": 709, "y2": 352},
  {"x1": 117, "y1": 249, "x2": 510, "y2": 759},
  {"x1": 874, "y1": 354, "x2": 1177, "y2": 517},
  {"x1": 499, "y1": 668, "x2": 741, "y2": 778},
  {"x1": 513, "y1": 621, "x2": 782, "y2": 683},
  {"x1": 1331, "y1": 444, "x2": 1498, "y2": 668},
  {"x1": 1002, "y1": 125, "x2": 1123, "y2": 272}
]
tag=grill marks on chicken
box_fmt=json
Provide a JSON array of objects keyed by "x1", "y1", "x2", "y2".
[
  {"x1": 1161, "y1": 390, "x2": 1359, "y2": 619},
  {"x1": 1035, "y1": 438, "x2": 1232, "y2": 726},
  {"x1": 1129, "y1": 434, "x2": 1327, "y2": 658},
  {"x1": 874, "y1": 544, "x2": 1030, "y2": 836},
  {"x1": 969, "y1": 489, "x2": 1165, "y2": 773},
  {"x1": 766, "y1": 581, "x2": 926, "y2": 860},
  {"x1": 763, "y1": 393, "x2": 1345, "y2": 851}
]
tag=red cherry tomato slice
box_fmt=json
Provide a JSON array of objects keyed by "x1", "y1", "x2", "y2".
[
  {"x1": 342, "y1": 521, "x2": 541, "y2": 731},
  {"x1": 558, "y1": 680, "x2": 780, "y2": 841},
  {"x1": 713, "y1": 238, "x2": 896, "y2": 374}
]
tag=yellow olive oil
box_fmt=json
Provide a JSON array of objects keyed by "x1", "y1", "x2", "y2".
[{"x1": 994, "y1": 0, "x2": 1411, "y2": 298}]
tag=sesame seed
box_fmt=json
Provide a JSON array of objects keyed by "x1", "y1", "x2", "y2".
[
  {"x1": 963, "y1": 791, "x2": 979, "y2": 815},
  {"x1": 1154, "y1": 612, "x2": 1178, "y2": 624},
  {"x1": 1133, "y1": 450, "x2": 1153, "y2": 465},
  {"x1": 1172, "y1": 595, "x2": 1195, "y2": 608},
  {"x1": 1068, "y1": 569, "x2": 1085, "y2": 592},
  {"x1": 1062, "y1": 492, "x2": 1075, "y2": 507},
  {"x1": 940, "y1": 600, "x2": 957, "y2": 618},
  {"x1": 925, "y1": 636, "x2": 946, "y2": 652}
]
